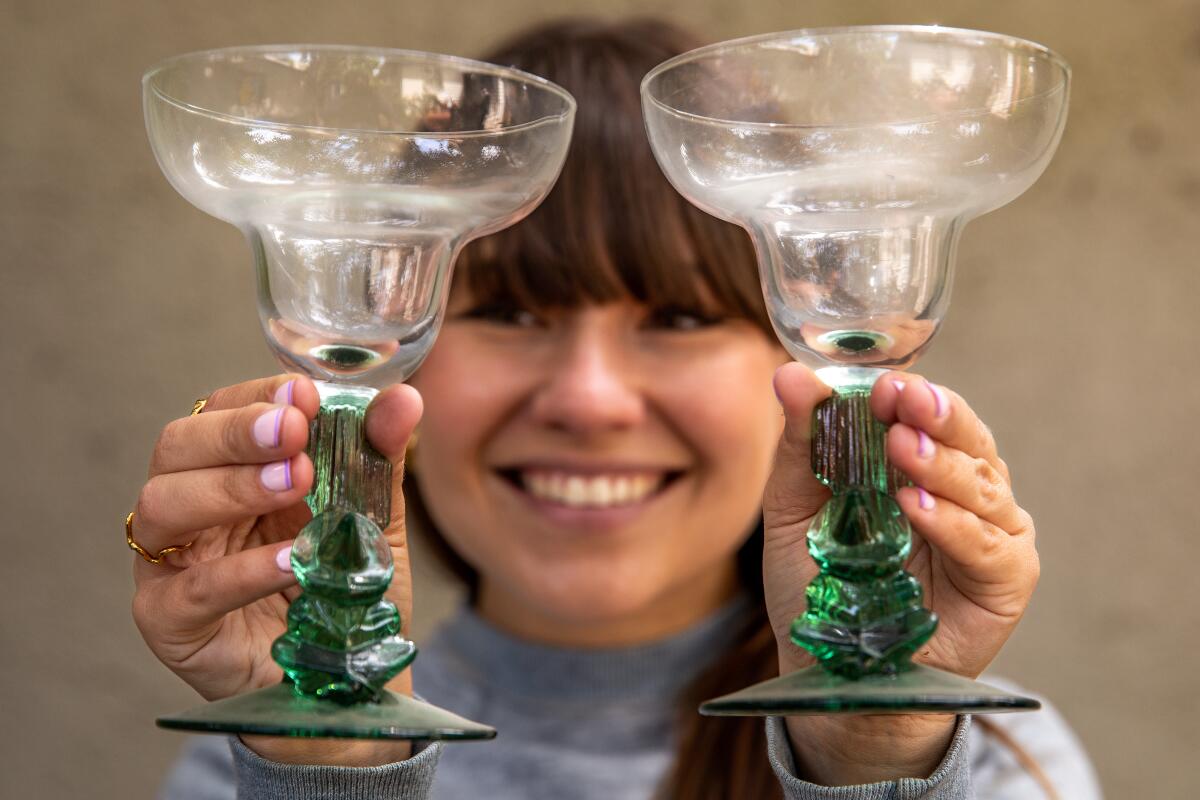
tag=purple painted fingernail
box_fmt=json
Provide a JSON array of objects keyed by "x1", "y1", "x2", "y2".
[
  {"x1": 917, "y1": 429, "x2": 934, "y2": 459},
  {"x1": 275, "y1": 544, "x2": 294, "y2": 572},
  {"x1": 273, "y1": 380, "x2": 295, "y2": 406},
  {"x1": 253, "y1": 408, "x2": 284, "y2": 448},
  {"x1": 892, "y1": 379, "x2": 906, "y2": 392},
  {"x1": 918, "y1": 487, "x2": 936, "y2": 511},
  {"x1": 926, "y1": 381, "x2": 949, "y2": 418},
  {"x1": 261, "y1": 459, "x2": 293, "y2": 492}
]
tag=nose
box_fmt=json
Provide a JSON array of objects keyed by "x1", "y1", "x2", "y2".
[{"x1": 529, "y1": 315, "x2": 645, "y2": 436}]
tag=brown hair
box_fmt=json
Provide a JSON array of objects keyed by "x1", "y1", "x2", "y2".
[
  {"x1": 407, "y1": 17, "x2": 784, "y2": 800},
  {"x1": 408, "y1": 16, "x2": 1053, "y2": 800}
]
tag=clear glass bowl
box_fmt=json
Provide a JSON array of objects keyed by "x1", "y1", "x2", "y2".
[
  {"x1": 145, "y1": 45, "x2": 575, "y2": 385},
  {"x1": 642, "y1": 26, "x2": 1069, "y2": 382}
]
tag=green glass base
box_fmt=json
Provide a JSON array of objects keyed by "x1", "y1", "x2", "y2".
[
  {"x1": 158, "y1": 683, "x2": 496, "y2": 740},
  {"x1": 699, "y1": 664, "x2": 1040, "y2": 716}
]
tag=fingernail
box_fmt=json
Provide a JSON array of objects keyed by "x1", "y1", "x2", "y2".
[
  {"x1": 917, "y1": 429, "x2": 935, "y2": 458},
  {"x1": 918, "y1": 487, "x2": 936, "y2": 511},
  {"x1": 275, "y1": 544, "x2": 293, "y2": 572},
  {"x1": 273, "y1": 380, "x2": 295, "y2": 406},
  {"x1": 891, "y1": 379, "x2": 906, "y2": 392},
  {"x1": 253, "y1": 408, "x2": 285, "y2": 448},
  {"x1": 261, "y1": 459, "x2": 293, "y2": 492},
  {"x1": 926, "y1": 381, "x2": 949, "y2": 418}
]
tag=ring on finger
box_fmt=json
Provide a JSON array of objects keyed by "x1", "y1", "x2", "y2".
[{"x1": 126, "y1": 511, "x2": 193, "y2": 565}]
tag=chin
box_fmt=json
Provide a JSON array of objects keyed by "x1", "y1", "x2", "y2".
[{"x1": 515, "y1": 557, "x2": 668, "y2": 625}]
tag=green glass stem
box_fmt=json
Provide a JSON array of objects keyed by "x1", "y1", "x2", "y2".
[
  {"x1": 790, "y1": 385, "x2": 937, "y2": 679},
  {"x1": 271, "y1": 382, "x2": 416, "y2": 705},
  {"x1": 304, "y1": 384, "x2": 392, "y2": 528}
]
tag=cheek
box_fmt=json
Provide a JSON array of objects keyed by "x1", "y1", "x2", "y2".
[
  {"x1": 406, "y1": 333, "x2": 514, "y2": 520},
  {"x1": 665, "y1": 348, "x2": 784, "y2": 474},
  {"x1": 406, "y1": 331, "x2": 554, "y2": 579},
  {"x1": 410, "y1": 332, "x2": 515, "y2": 457}
]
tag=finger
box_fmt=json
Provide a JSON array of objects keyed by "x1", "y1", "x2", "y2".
[
  {"x1": 365, "y1": 384, "x2": 424, "y2": 464},
  {"x1": 867, "y1": 371, "x2": 910, "y2": 425},
  {"x1": 365, "y1": 386, "x2": 422, "y2": 635},
  {"x1": 365, "y1": 384, "x2": 422, "y2": 541},
  {"x1": 763, "y1": 363, "x2": 832, "y2": 532},
  {"x1": 896, "y1": 486, "x2": 1038, "y2": 613},
  {"x1": 149, "y1": 403, "x2": 310, "y2": 477},
  {"x1": 136, "y1": 540, "x2": 298, "y2": 636},
  {"x1": 871, "y1": 374, "x2": 1006, "y2": 479},
  {"x1": 133, "y1": 455, "x2": 313, "y2": 550},
  {"x1": 887, "y1": 423, "x2": 1026, "y2": 533},
  {"x1": 203, "y1": 375, "x2": 320, "y2": 419}
]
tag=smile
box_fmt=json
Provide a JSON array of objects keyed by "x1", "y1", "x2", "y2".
[{"x1": 495, "y1": 467, "x2": 685, "y2": 511}]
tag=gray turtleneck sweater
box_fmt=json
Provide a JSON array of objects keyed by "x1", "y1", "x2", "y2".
[{"x1": 159, "y1": 597, "x2": 1100, "y2": 799}]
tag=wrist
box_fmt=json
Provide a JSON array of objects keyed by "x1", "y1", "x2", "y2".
[
  {"x1": 241, "y1": 735, "x2": 413, "y2": 767},
  {"x1": 776, "y1": 647, "x2": 956, "y2": 785},
  {"x1": 782, "y1": 712, "x2": 956, "y2": 785}
]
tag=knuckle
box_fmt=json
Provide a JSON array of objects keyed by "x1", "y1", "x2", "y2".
[
  {"x1": 976, "y1": 419, "x2": 997, "y2": 456},
  {"x1": 150, "y1": 420, "x2": 185, "y2": 475},
  {"x1": 994, "y1": 456, "x2": 1011, "y2": 483},
  {"x1": 131, "y1": 590, "x2": 153, "y2": 630},
  {"x1": 1015, "y1": 508, "x2": 1036, "y2": 539},
  {"x1": 205, "y1": 386, "x2": 230, "y2": 411},
  {"x1": 219, "y1": 410, "x2": 251, "y2": 461},
  {"x1": 973, "y1": 458, "x2": 1006, "y2": 506},
  {"x1": 977, "y1": 520, "x2": 1006, "y2": 560},
  {"x1": 135, "y1": 478, "x2": 164, "y2": 529},
  {"x1": 179, "y1": 570, "x2": 212, "y2": 609},
  {"x1": 221, "y1": 465, "x2": 257, "y2": 508}
]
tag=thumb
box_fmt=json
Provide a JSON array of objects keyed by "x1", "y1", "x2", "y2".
[
  {"x1": 763, "y1": 363, "x2": 831, "y2": 540},
  {"x1": 365, "y1": 384, "x2": 424, "y2": 535},
  {"x1": 364, "y1": 384, "x2": 423, "y2": 633}
]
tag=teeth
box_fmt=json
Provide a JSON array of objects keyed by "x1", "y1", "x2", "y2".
[{"x1": 521, "y1": 471, "x2": 665, "y2": 508}]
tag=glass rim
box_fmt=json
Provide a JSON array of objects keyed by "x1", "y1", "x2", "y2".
[
  {"x1": 640, "y1": 25, "x2": 1071, "y2": 132},
  {"x1": 143, "y1": 43, "x2": 577, "y2": 138}
]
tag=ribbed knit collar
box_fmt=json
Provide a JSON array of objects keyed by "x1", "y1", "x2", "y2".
[{"x1": 429, "y1": 592, "x2": 756, "y2": 704}]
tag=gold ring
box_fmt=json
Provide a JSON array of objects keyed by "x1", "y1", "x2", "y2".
[
  {"x1": 191, "y1": 397, "x2": 208, "y2": 416},
  {"x1": 126, "y1": 511, "x2": 193, "y2": 565}
]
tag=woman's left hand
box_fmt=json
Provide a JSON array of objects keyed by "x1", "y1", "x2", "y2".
[{"x1": 761, "y1": 362, "x2": 1039, "y2": 785}]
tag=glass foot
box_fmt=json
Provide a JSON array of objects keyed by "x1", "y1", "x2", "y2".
[
  {"x1": 158, "y1": 683, "x2": 496, "y2": 740},
  {"x1": 699, "y1": 664, "x2": 1040, "y2": 716}
]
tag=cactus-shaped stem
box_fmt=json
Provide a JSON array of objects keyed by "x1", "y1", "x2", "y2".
[
  {"x1": 271, "y1": 383, "x2": 415, "y2": 704},
  {"x1": 790, "y1": 386, "x2": 936, "y2": 678}
]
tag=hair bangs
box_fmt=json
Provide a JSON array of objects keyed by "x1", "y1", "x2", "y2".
[{"x1": 455, "y1": 19, "x2": 770, "y2": 334}]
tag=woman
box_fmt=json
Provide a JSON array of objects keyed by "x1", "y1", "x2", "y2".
[{"x1": 136, "y1": 19, "x2": 1099, "y2": 800}]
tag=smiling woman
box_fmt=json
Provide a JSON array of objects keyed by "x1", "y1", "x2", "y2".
[
  {"x1": 141, "y1": 17, "x2": 1098, "y2": 800},
  {"x1": 398, "y1": 24, "x2": 794, "y2": 796}
]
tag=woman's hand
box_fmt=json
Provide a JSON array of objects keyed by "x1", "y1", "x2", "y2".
[
  {"x1": 130, "y1": 374, "x2": 423, "y2": 765},
  {"x1": 761, "y1": 362, "x2": 1039, "y2": 785}
]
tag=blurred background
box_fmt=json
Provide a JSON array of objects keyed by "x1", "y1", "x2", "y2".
[{"x1": 3, "y1": 0, "x2": 1197, "y2": 796}]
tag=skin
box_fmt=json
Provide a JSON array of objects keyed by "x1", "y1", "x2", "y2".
[{"x1": 131, "y1": 290, "x2": 1038, "y2": 782}]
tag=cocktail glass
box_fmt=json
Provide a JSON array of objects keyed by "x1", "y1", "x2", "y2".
[
  {"x1": 144, "y1": 45, "x2": 574, "y2": 738},
  {"x1": 642, "y1": 26, "x2": 1068, "y2": 714}
]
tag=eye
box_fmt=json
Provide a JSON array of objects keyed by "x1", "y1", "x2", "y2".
[
  {"x1": 644, "y1": 305, "x2": 725, "y2": 332},
  {"x1": 458, "y1": 303, "x2": 544, "y2": 328}
]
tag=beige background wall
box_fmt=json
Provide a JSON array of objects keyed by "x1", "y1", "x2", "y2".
[{"x1": 3, "y1": 0, "x2": 1197, "y2": 796}]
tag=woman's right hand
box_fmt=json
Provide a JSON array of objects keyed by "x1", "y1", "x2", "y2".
[{"x1": 130, "y1": 375, "x2": 423, "y2": 722}]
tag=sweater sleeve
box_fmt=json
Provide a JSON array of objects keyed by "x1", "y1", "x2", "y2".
[
  {"x1": 228, "y1": 737, "x2": 443, "y2": 800},
  {"x1": 765, "y1": 715, "x2": 974, "y2": 799}
]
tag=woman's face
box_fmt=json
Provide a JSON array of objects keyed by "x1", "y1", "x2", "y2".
[{"x1": 408, "y1": 281, "x2": 788, "y2": 629}]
